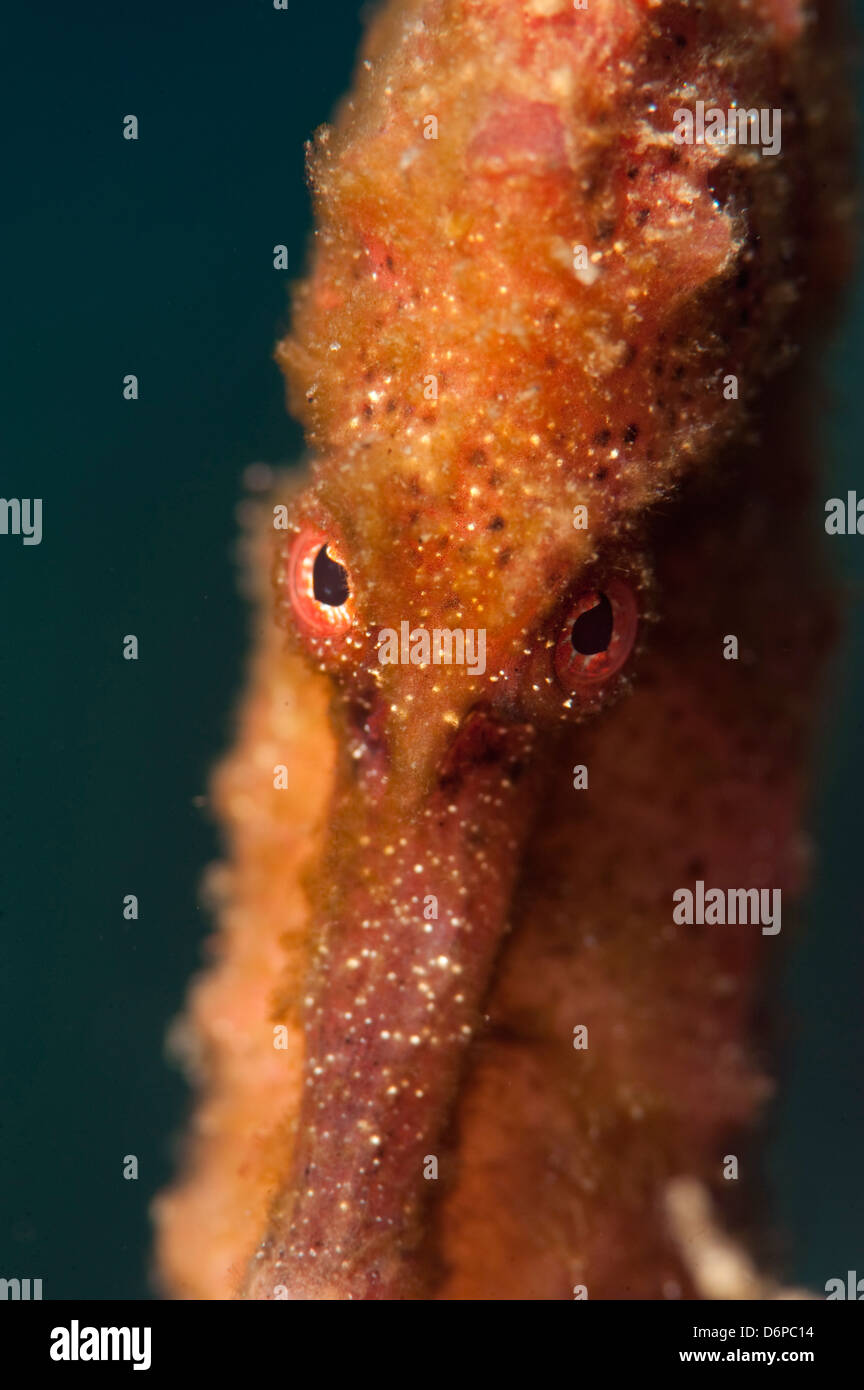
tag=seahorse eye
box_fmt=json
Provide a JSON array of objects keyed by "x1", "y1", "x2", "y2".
[
  {"x1": 313, "y1": 544, "x2": 350, "y2": 606},
  {"x1": 289, "y1": 527, "x2": 354, "y2": 637},
  {"x1": 554, "y1": 576, "x2": 638, "y2": 691},
  {"x1": 570, "y1": 591, "x2": 614, "y2": 655}
]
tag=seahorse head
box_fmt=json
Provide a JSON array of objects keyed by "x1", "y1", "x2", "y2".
[
  {"x1": 138, "y1": 0, "x2": 855, "y2": 1304},
  {"x1": 271, "y1": 0, "x2": 829, "y2": 800}
]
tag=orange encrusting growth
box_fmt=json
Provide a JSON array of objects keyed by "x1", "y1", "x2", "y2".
[
  {"x1": 155, "y1": 0, "x2": 851, "y2": 1299},
  {"x1": 153, "y1": 524, "x2": 335, "y2": 1299}
]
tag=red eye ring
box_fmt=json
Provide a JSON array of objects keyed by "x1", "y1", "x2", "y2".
[
  {"x1": 554, "y1": 576, "x2": 638, "y2": 691},
  {"x1": 288, "y1": 526, "x2": 355, "y2": 638}
]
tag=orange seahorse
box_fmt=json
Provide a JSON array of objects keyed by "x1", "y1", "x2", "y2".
[{"x1": 154, "y1": 0, "x2": 852, "y2": 1299}]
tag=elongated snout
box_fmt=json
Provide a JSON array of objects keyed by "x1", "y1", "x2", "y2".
[{"x1": 243, "y1": 703, "x2": 539, "y2": 1299}]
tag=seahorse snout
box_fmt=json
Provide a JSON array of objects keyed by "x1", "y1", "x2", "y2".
[{"x1": 241, "y1": 698, "x2": 540, "y2": 1299}]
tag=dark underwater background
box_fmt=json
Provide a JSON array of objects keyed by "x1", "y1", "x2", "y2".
[{"x1": 1, "y1": 0, "x2": 862, "y2": 1298}]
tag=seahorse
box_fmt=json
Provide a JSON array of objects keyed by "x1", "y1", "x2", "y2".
[{"x1": 154, "y1": 0, "x2": 852, "y2": 1299}]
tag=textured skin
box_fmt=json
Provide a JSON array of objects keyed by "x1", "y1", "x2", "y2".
[{"x1": 154, "y1": 0, "x2": 851, "y2": 1299}]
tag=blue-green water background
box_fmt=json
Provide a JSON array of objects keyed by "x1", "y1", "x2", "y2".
[{"x1": 1, "y1": 0, "x2": 861, "y2": 1298}]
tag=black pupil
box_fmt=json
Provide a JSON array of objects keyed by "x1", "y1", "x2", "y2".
[
  {"x1": 571, "y1": 592, "x2": 613, "y2": 655},
  {"x1": 312, "y1": 545, "x2": 350, "y2": 606}
]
